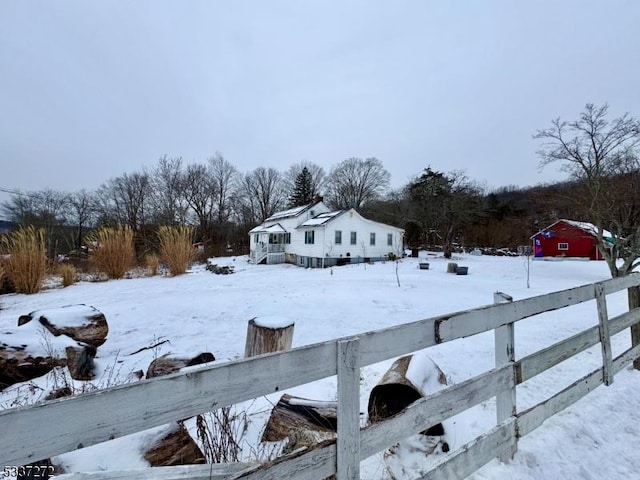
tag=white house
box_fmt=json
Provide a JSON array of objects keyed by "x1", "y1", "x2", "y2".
[{"x1": 249, "y1": 198, "x2": 404, "y2": 268}]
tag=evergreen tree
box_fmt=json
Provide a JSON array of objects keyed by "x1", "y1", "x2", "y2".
[{"x1": 289, "y1": 167, "x2": 315, "y2": 207}]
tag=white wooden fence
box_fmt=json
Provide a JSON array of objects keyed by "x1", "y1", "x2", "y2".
[{"x1": 2, "y1": 275, "x2": 640, "y2": 480}]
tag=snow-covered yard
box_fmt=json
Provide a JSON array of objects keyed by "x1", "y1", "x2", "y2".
[{"x1": 1, "y1": 253, "x2": 639, "y2": 479}]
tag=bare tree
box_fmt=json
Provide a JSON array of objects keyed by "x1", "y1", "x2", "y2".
[
  {"x1": 1, "y1": 188, "x2": 69, "y2": 255},
  {"x1": 96, "y1": 172, "x2": 152, "y2": 232},
  {"x1": 1, "y1": 191, "x2": 40, "y2": 226},
  {"x1": 208, "y1": 153, "x2": 239, "y2": 227},
  {"x1": 230, "y1": 175, "x2": 259, "y2": 233},
  {"x1": 182, "y1": 163, "x2": 217, "y2": 239},
  {"x1": 325, "y1": 157, "x2": 390, "y2": 209},
  {"x1": 68, "y1": 189, "x2": 97, "y2": 250},
  {"x1": 151, "y1": 155, "x2": 188, "y2": 225},
  {"x1": 241, "y1": 167, "x2": 286, "y2": 222},
  {"x1": 534, "y1": 103, "x2": 640, "y2": 277}
]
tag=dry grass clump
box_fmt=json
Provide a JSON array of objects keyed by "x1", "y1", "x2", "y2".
[
  {"x1": 57, "y1": 263, "x2": 77, "y2": 287},
  {"x1": 1, "y1": 227, "x2": 47, "y2": 294},
  {"x1": 145, "y1": 253, "x2": 160, "y2": 276},
  {"x1": 86, "y1": 226, "x2": 135, "y2": 279},
  {"x1": 158, "y1": 226, "x2": 194, "y2": 276}
]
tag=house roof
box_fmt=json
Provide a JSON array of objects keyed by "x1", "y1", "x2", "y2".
[
  {"x1": 531, "y1": 219, "x2": 614, "y2": 242},
  {"x1": 297, "y1": 210, "x2": 345, "y2": 227},
  {"x1": 297, "y1": 208, "x2": 405, "y2": 233},
  {"x1": 248, "y1": 222, "x2": 287, "y2": 234},
  {"x1": 264, "y1": 198, "x2": 326, "y2": 222}
]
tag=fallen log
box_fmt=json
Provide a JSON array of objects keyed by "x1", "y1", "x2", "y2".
[
  {"x1": 368, "y1": 353, "x2": 448, "y2": 436},
  {"x1": 262, "y1": 394, "x2": 338, "y2": 443}
]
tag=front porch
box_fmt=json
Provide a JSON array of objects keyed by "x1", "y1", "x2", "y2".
[
  {"x1": 249, "y1": 230, "x2": 289, "y2": 264},
  {"x1": 249, "y1": 244, "x2": 286, "y2": 264}
]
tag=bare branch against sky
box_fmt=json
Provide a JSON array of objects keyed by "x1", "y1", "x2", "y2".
[{"x1": 1, "y1": 1, "x2": 639, "y2": 215}]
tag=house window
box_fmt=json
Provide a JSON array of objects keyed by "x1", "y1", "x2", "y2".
[
  {"x1": 335, "y1": 230, "x2": 342, "y2": 244},
  {"x1": 370, "y1": 233, "x2": 376, "y2": 245},
  {"x1": 305, "y1": 230, "x2": 315, "y2": 244},
  {"x1": 254, "y1": 234, "x2": 259, "y2": 243},
  {"x1": 350, "y1": 231, "x2": 357, "y2": 245},
  {"x1": 387, "y1": 233, "x2": 393, "y2": 246},
  {"x1": 285, "y1": 232, "x2": 291, "y2": 244},
  {"x1": 558, "y1": 242, "x2": 569, "y2": 250}
]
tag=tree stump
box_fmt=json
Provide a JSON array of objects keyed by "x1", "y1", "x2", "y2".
[{"x1": 244, "y1": 317, "x2": 294, "y2": 357}]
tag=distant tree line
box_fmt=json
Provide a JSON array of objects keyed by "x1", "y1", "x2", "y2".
[
  {"x1": 3, "y1": 103, "x2": 639, "y2": 263},
  {"x1": 0, "y1": 156, "x2": 391, "y2": 258},
  {"x1": 1, "y1": 155, "x2": 620, "y2": 261}
]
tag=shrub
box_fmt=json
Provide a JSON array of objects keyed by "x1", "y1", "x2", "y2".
[
  {"x1": 86, "y1": 226, "x2": 135, "y2": 279},
  {"x1": 1, "y1": 227, "x2": 47, "y2": 294},
  {"x1": 145, "y1": 253, "x2": 160, "y2": 276},
  {"x1": 58, "y1": 263, "x2": 77, "y2": 287},
  {"x1": 158, "y1": 226, "x2": 194, "y2": 276}
]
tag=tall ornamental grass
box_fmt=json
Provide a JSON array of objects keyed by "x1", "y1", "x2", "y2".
[
  {"x1": 158, "y1": 226, "x2": 194, "y2": 276},
  {"x1": 87, "y1": 226, "x2": 135, "y2": 279},
  {"x1": 57, "y1": 263, "x2": 77, "y2": 287},
  {"x1": 1, "y1": 227, "x2": 47, "y2": 294},
  {"x1": 145, "y1": 253, "x2": 160, "y2": 276}
]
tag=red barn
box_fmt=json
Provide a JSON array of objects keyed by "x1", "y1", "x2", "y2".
[{"x1": 530, "y1": 219, "x2": 613, "y2": 260}]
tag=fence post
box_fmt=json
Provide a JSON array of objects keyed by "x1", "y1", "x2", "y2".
[
  {"x1": 494, "y1": 291, "x2": 517, "y2": 462},
  {"x1": 594, "y1": 283, "x2": 614, "y2": 386},
  {"x1": 337, "y1": 338, "x2": 360, "y2": 480}
]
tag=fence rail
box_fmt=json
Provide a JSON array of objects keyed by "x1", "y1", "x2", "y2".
[{"x1": 2, "y1": 274, "x2": 640, "y2": 479}]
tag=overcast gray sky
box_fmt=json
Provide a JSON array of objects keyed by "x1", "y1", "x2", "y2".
[{"x1": 1, "y1": 1, "x2": 639, "y2": 207}]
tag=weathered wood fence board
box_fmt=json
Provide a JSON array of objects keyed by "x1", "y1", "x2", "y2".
[
  {"x1": 517, "y1": 307, "x2": 640, "y2": 383},
  {"x1": 2, "y1": 274, "x2": 640, "y2": 479},
  {"x1": 229, "y1": 442, "x2": 336, "y2": 480},
  {"x1": 435, "y1": 275, "x2": 639, "y2": 344},
  {"x1": 435, "y1": 283, "x2": 596, "y2": 342},
  {"x1": 56, "y1": 463, "x2": 254, "y2": 480},
  {"x1": 518, "y1": 343, "x2": 640, "y2": 438}
]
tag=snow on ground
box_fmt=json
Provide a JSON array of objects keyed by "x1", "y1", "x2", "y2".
[{"x1": 1, "y1": 253, "x2": 639, "y2": 479}]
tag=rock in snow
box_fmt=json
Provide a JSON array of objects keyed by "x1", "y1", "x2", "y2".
[{"x1": 18, "y1": 304, "x2": 109, "y2": 347}]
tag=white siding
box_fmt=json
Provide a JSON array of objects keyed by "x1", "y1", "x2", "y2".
[
  {"x1": 249, "y1": 204, "x2": 402, "y2": 265},
  {"x1": 296, "y1": 210, "x2": 403, "y2": 262}
]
